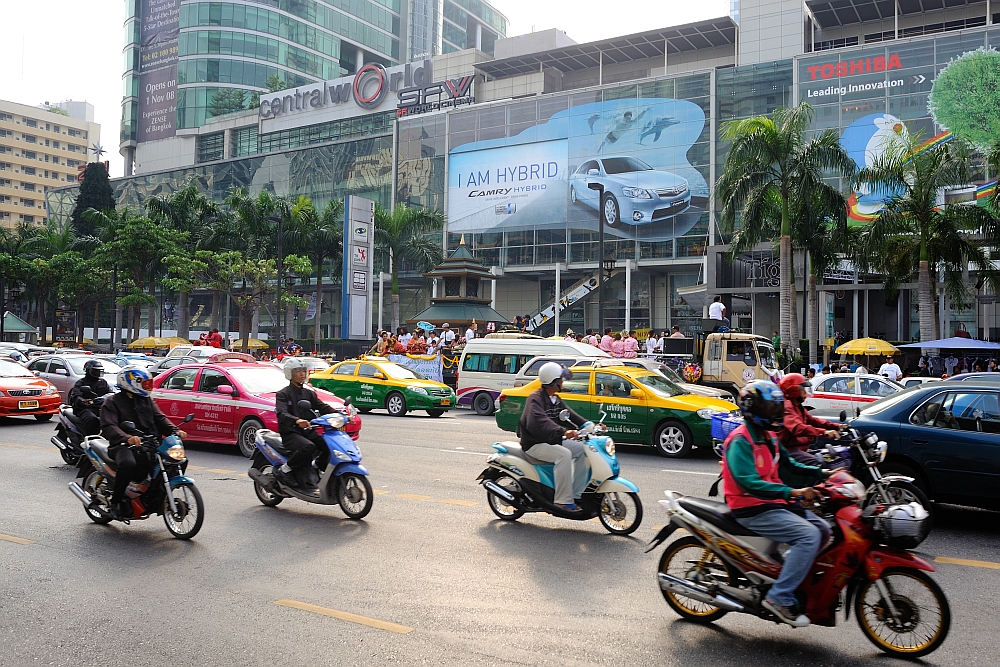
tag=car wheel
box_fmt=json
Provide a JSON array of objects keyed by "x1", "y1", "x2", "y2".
[
  {"x1": 426, "y1": 409, "x2": 445, "y2": 417},
  {"x1": 654, "y1": 420, "x2": 693, "y2": 458},
  {"x1": 474, "y1": 392, "x2": 495, "y2": 416},
  {"x1": 34, "y1": 414, "x2": 53, "y2": 422},
  {"x1": 386, "y1": 392, "x2": 407, "y2": 417},
  {"x1": 570, "y1": 186, "x2": 577, "y2": 204},
  {"x1": 237, "y1": 419, "x2": 263, "y2": 458},
  {"x1": 602, "y1": 193, "x2": 622, "y2": 228}
]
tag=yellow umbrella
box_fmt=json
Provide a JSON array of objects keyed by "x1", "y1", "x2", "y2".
[
  {"x1": 230, "y1": 337, "x2": 270, "y2": 350},
  {"x1": 835, "y1": 337, "x2": 898, "y2": 355},
  {"x1": 127, "y1": 336, "x2": 171, "y2": 349},
  {"x1": 163, "y1": 336, "x2": 192, "y2": 346}
]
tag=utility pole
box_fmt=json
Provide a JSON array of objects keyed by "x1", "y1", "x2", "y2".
[{"x1": 588, "y1": 182, "x2": 606, "y2": 333}]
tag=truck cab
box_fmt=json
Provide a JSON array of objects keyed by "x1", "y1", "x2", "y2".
[{"x1": 699, "y1": 332, "x2": 779, "y2": 393}]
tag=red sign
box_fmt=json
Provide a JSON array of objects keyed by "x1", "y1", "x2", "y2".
[{"x1": 806, "y1": 54, "x2": 902, "y2": 81}]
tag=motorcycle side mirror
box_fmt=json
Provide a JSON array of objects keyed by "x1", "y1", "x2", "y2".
[
  {"x1": 297, "y1": 399, "x2": 313, "y2": 411},
  {"x1": 558, "y1": 409, "x2": 570, "y2": 422},
  {"x1": 839, "y1": 410, "x2": 847, "y2": 423},
  {"x1": 121, "y1": 421, "x2": 136, "y2": 432},
  {"x1": 826, "y1": 443, "x2": 839, "y2": 457},
  {"x1": 343, "y1": 396, "x2": 352, "y2": 407},
  {"x1": 183, "y1": 413, "x2": 195, "y2": 423}
]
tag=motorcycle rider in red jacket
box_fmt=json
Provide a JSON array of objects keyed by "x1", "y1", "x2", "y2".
[{"x1": 777, "y1": 373, "x2": 846, "y2": 466}]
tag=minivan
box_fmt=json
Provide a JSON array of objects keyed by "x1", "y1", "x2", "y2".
[{"x1": 457, "y1": 336, "x2": 608, "y2": 415}]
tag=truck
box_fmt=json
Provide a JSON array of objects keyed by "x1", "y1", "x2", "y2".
[{"x1": 660, "y1": 323, "x2": 781, "y2": 396}]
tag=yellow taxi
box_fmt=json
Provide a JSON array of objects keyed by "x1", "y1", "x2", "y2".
[{"x1": 310, "y1": 357, "x2": 457, "y2": 418}]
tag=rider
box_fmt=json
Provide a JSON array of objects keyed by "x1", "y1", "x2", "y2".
[
  {"x1": 274, "y1": 358, "x2": 335, "y2": 490},
  {"x1": 777, "y1": 373, "x2": 845, "y2": 466},
  {"x1": 100, "y1": 367, "x2": 186, "y2": 520},
  {"x1": 517, "y1": 362, "x2": 589, "y2": 512},
  {"x1": 721, "y1": 380, "x2": 832, "y2": 628},
  {"x1": 69, "y1": 359, "x2": 112, "y2": 435}
]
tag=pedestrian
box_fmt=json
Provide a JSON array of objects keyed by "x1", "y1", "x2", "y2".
[
  {"x1": 645, "y1": 331, "x2": 660, "y2": 356},
  {"x1": 708, "y1": 296, "x2": 729, "y2": 327},
  {"x1": 427, "y1": 331, "x2": 440, "y2": 354},
  {"x1": 805, "y1": 368, "x2": 816, "y2": 380},
  {"x1": 669, "y1": 326, "x2": 685, "y2": 339},
  {"x1": 599, "y1": 327, "x2": 613, "y2": 353},
  {"x1": 771, "y1": 330, "x2": 781, "y2": 349},
  {"x1": 440, "y1": 323, "x2": 456, "y2": 349},
  {"x1": 207, "y1": 328, "x2": 223, "y2": 348},
  {"x1": 563, "y1": 328, "x2": 576, "y2": 341},
  {"x1": 465, "y1": 321, "x2": 477, "y2": 343},
  {"x1": 399, "y1": 327, "x2": 412, "y2": 347},
  {"x1": 611, "y1": 332, "x2": 625, "y2": 358},
  {"x1": 623, "y1": 331, "x2": 639, "y2": 358},
  {"x1": 586, "y1": 329, "x2": 598, "y2": 346},
  {"x1": 877, "y1": 355, "x2": 903, "y2": 381}
]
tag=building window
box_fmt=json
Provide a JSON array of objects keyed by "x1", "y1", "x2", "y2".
[
  {"x1": 196, "y1": 132, "x2": 225, "y2": 163},
  {"x1": 23, "y1": 151, "x2": 36, "y2": 160},
  {"x1": 22, "y1": 199, "x2": 35, "y2": 207},
  {"x1": 444, "y1": 277, "x2": 461, "y2": 296},
  {"x1": 0, "y1": 162, "x2": 9, "y2": 170},
  {"x1": 23, "y1": 134, "x2": 36, "y2": 144},
  {"x1": 231, "y1": 125, "x2": 259, "y2": 157},
  {"x1": 52, "y1": 141, "x2": 59, "y2": 149},
  {"x1": 22, "y1": 167, "x2": 36, "y2": 176},
  {"x1": 68, "y1": 128, "x2": 82, "y2": 138},
  {"x1": 24, "y1": 119, "x2": 37, "y2": 128},
  {"x1": 52, "y1": 125, "x2": 59, "y2": 133},
  {"x1": 0, "y1": 146, "x2": 10, "y2": 154},
  {"x1": 22, "y1": 215, "x2": 34, "y2": 223},
  {"x1": 0, "y1": 179, "x2": 11, "y2": 187}
]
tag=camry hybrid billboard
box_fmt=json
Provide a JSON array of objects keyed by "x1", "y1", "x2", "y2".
[{"x1": 447, "y1": 96, "x2": 709, "y2": 242}]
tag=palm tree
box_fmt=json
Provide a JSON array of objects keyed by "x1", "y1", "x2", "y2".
[
  {"x1": 297, "y1": 199, "x2": 343, "y2": 352},
  {"x1": 373, "y1": 204, "x2": 445, "y2": 332},
  {"x1": 716, "y1": 103, "x2": 856, "y2": 352},
  {"x1": 278, "y1": 195, "x2": 319, "y2": 340},
  {"x1": 856, "y1": 137, "x2": 1000, "y2": 343}
]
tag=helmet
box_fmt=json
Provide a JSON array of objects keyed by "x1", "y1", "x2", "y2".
[
  {"x1": 538, "y1": 362, "x2": 572, "y2": 387},
  {"x1": 778, "y1": 372, "x2": 810, "y2": 399},
  {"x1": 283, "y1": 358, "x2": 309, "y2": 380},
  {"x1": 84, "y1": 359, "x2": 103, "y2": 379},
  {"x1": 737, "y1": 380, "x2": 785, "y2": 430},
  {"x1": 117, "y1": 366, "x2": 153, "y2": 397}
]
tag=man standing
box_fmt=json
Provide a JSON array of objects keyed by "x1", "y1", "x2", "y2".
[
  {"x1": 771, "y1": 330, "x2": 781, "y2": 349},
  {"x1": 877, "y1": 355, "x2": 903, "y2": 382},
  {"x1": 599, "y1": 327, "x2": 613, "y2": 353},
  {"x1": 440, "y1": 323, "x2": 456, "y2": 349},
  {"x1": 708, "y1": 296, "x2": 729, "y2": 327},
  {"x1": 465, "y1": 322, "x2": 477, "y2": 343}
]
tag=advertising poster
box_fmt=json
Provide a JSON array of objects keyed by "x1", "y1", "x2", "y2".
[
  {"x1": 447, "y1": 97, "x2": 709, "y2": 242},
  {"x1": 54, "y1": 310, "x2": 77, "y2": 343},
  {"x1": 137, "y1": 0, "x2": 179, "y2": 143}
]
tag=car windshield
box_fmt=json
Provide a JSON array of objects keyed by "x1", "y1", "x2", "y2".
[
  {"x1": 226, "y1": 366, "x2": 288, "y2": 394},
  {"x1": 65, "y1": 357, "x2": 121, "y2": 375},
  {"x1": 634, "y1": 373, "x2": 683, "y2": 397},
  {"x1": 601, "y1": 156, "x2": 653, "y2": 174},
  {"x1": 756, "y1": 343, "x2": 778, "y2": 370},
  {"x1": 0, "y1": 360, "x2": 33, "y2": 378},
  {"x1": 382, "y1": 363, "x2": 427, "y2": 380}
]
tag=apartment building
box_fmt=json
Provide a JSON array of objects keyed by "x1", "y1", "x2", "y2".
[{"x1": 0, "y1": 99, "x2": 101, "y2": 229}]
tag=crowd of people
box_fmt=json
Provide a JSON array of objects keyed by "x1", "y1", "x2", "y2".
[
  {"x1": 367, "y1": 322, "x2": 476, "y2": 357},
  {"x1": 803, "y1": 351, "x2": 1000, "y2": 382},
  {"x1": 555, "y1": 326, "x2": 687, "y2": 359}
]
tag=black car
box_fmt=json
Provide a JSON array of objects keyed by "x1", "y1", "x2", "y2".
[
  {"x1": 943, "y1": 372, "x2": 1000, "y2": 383},
  {"x1": 851, "y1": 381, "x2": 1000, "y2": 510}
]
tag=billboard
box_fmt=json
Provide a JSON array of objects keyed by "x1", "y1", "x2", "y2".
[
  {"x1": 447, "y1": 96, "x2": 709, "y2": 242},
  {"x1": 136, "y1": 0, "x2": 179, "y2": 143}
]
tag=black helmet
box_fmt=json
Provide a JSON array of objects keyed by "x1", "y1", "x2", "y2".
[
  {"x1": 83, "y1": 359, "x2": 103, "y2": 379},
  {"x1": 737, "y1": 380, "x2": 785, "y2": 431}
]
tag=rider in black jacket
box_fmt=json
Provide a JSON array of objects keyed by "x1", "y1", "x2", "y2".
[
  {"x1": 69, "y1": 359, "x2": 112, "y2": 435},
  {"x1": 273, "y1": 358, "x2": 334, "y2": 490}
]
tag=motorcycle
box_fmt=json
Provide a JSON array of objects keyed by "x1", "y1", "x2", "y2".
[
  {"x1": 247, "y1": 398, "x2": 373, "y2": 520},
  {"x1": 51, "y1": 387, "x2": 110, "y2": 465},
  {"x1": 67, "y1": 413, "x2": 205, "y2": 540},
  {"x1": 648, "y1": 473, "x2": 948, "y2": 658},
  {"x1": 476, "y1": 408, "x2": 643, "y2": 535}
]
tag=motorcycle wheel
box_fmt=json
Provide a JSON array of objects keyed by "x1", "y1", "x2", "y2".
[
  {"x1": 855, "y1": 568, "x2": 950, "y2": 658},
  {"x1": 337, "y1": 474, "x2": 373, "y2": 520},
  {"x1": 82, "y1": 470, "x2": 113, "y2": 525},
  {"x1": 60, "y1": 447, "x2": 80, "y2": 465},
  {"x1": 865, "y1": 480, "x2": 932, "y2": 519},
  {"x1": 253, "y1": 467, "x2": 284, "y2": 507},
  {"x1": 598, "y1": 492, "x2": 643, "y2": 535},
  {"x1": 162, "y1": 483, "x2": 205, "y2": 540},
  {"x1": 658, "y1": 536, "x2": 734, "y2": 623},
  {"x1": 486, "y1": 475, "x2": 524, "y2": 521}
]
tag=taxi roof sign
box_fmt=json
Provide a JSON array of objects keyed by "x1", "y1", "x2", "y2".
[{"x1": 208, "y1": 352, "x2": 257, "y2": 364}]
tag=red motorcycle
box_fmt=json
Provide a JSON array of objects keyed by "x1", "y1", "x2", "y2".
[{"x1": 648, "y1": 472, "x2": 948, "y2": 658}]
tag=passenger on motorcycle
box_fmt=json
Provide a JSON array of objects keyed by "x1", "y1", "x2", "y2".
[
  {"x1": 274, "y1": 358, "x2": 335, "y2": 491},
  {"x1": 721, "y1": 380, "x2": 832, "y2": 628},
  {"x1": 100, "y1": 367, "x2": 186, "y2": 520},
  {"x1": 69, "y1": 359, "x2": 112, "y2": 435},
  {"x1": 516, "y1": 362, "x2": 589, "y2": 512},
  {"x1": 777, "y1": 373, "x2": 846, "y2": 466}
]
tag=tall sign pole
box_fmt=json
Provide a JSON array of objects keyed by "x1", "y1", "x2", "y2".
[{"x1": 342, "y1": 196, "x2": 375, "y2": 340}]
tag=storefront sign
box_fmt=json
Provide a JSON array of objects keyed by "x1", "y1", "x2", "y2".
[
  {"x1": 342, "y1": 196, "x2": 375, "y2": 340},
  {"x1": 805, "y1": 54, "x2": 903, "y2": 80}
]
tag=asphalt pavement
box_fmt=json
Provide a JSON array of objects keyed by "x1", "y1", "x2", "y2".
[{"x1": 1, "y1": 409, "x2": 999, "y2": 666}]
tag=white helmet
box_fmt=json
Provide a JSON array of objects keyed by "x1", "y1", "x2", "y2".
[
  {"x1": 538, "y1": 362, "x2": 571, "y2": 387},
  {"x1": 283, "y1": 358, "x2": 309, "y2": 380}
]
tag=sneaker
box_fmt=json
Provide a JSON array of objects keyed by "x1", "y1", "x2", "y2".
[
  {"x1": 762, "y1": 598, "x2": 810, "y2": 627},
  {"x1": 273, "y1": 467, "x2": 299, "y2": 489},
  {"x1": 110, "y1": 500, "x2": 132, "y2": 521}
]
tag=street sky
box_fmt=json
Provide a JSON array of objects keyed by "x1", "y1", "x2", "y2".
[{"x1": 0, "y1": 0, "x2": 729, "y2": 179}]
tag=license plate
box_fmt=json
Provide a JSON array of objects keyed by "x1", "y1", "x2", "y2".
[
  {"x1": 18, "y1": 400, "x2": 39, "y2": 409},
  {"x1": 440, "y1": 399, "x2": 451, "y2": 406}
]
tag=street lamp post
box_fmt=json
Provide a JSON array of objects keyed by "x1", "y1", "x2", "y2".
[
  {"x1": 267, "y1": 215, "x2": 283, "y2": 342},
  {"x1": 587, "y1": 182, "x2": 605, "y2": 333}
]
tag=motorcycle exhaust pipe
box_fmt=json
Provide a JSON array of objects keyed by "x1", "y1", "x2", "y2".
[
  {"x1": 247, "y1": 467, "x2": 267, "y2": 484},
  {"x1": 483, "y1": 480, "x2": 516, "y2": 503},
  {"x1": 51, "y1": 435, "x2": 69, "y2": 451},
  {"x1": 657, "y1": 573, "x2": 744, "y2": 612},
  {"x1": 68, "y1": 482, "x2": 93, "y2": 506}
]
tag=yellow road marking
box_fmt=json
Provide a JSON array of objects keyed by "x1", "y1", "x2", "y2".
[
  {"x1": 1, "y1": 443, "x2": 41, "y2": 449},
  {"x1": 437, "y1": 499, "x2": 477, "y2": 507},
  {"x1": 274, "y1": 599, "x2": 413, "y2": 634},
  {"x1": 186, "y1": 465, "x2": 206, "y2": 470},
  {"x1": 206, "y1": 468, "x2": 235, "y2": 474},
  {"x1": 396, "y1": 493, "x2": 432, "y2": 501},
  {"x1": 0, "y1": 533, "x2": 35, "y2": 545},
  {"x1": 371, "y1": 489, "x2": 391, "y2": 495},
  {"x1": 935, "y1": 556, "x2": 1000, "y2": 570},
  {"x1": 236, "y1": 473, "x2": 248, "y2": 477}
]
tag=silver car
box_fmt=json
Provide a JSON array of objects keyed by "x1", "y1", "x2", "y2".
[
  {"x1": 568, "y1": 156, "x2": 691, "y2": 227},
  {"x1": 25, "y1": 355, "x2": 122, "y2": 402}
]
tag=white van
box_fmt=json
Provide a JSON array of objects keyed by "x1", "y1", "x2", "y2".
[{"x1": 458, "y1": 335, "x2": 608, "y2": 415}]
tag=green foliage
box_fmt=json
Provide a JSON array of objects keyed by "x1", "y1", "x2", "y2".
[
  {"x1": 70, "y1": 163, "x2": 115, "y2": 237},
  {"x1": 208, "y1": 88, "x2": 248, "y2": 118},
  {"x1": 266, "y1": 75, "x2": 286, "y2": 92},
  {"x1": 929, "y1": 48, "x2": 1000, "y2": 151},
  {"x1": 45, "y1": 106, "x2": 70, "y2": 117}
]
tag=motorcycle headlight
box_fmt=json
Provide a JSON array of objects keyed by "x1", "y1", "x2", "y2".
[
  {"x1": 604, "y1": 437, "x2": 615, "y2": 455},
  {"x1": 864, "y1": 432, "x2": 879, "y2": 446},
  {"x1": 875, "y1": 441, "x2": 887, "y2": 462},
  {"x1": 622, "y1": 187, "x2": 653, "y2": 199},
  {"x1": 326, "y1": 414, "x2": 347, "y2": 429},
  {"x1": 697, "y1": 408, "x2": 721, "y2": 419},
  {"x1": 167, "y1": 444, "x2": 186, "y2": 461},
  {"x1": 334, "y1": 450, "x2": 352, "y2": 461},
  {"x1": 406, "y1": 385, "x2": 428, "y2": 395}
]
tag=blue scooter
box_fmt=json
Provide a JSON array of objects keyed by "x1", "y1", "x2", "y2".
[{"x1": 247, "y1": 398, "x2": 373, "y2": 519}]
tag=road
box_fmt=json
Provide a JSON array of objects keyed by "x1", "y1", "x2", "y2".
[{"x1": 2, "y1": 409, "x2": 999, "y2": 666}]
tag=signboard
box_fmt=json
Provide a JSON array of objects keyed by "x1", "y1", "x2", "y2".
[
  {"x1": 387, "y1": 354, "x2": 444, "y2": 383},
  {"x1": 136, "y1": 0, "x2": 179, "y2": 143},
  {"x1": 54, "y1": 310, "x2": 77, "y2": 343},
  {"x1": 822, "y1": 291, "x2": 836, "y2": 347},
  {"x1": 342, "y1": 195, "x2": 375, "y2": 340}
]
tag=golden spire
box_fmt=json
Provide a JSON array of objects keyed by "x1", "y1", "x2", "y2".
[{"x1": 459, "y1": 233, "x2": 466, "y2": 246}]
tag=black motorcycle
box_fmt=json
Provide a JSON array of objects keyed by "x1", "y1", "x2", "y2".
[{"x1": 51, "y1": 388, "x2": 107, "y2": 465}]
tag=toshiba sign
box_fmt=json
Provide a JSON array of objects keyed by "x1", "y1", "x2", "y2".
[{"x1": 806, "y1": 54, "x2": 903, "y2": 80}]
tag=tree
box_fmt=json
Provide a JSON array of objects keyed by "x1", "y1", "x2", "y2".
[
  {"x1": 929, "y1": 48, "x2": 1000, "y2": 152},
  {"x1": 51, "y1": 252, "x2": 111, "y2": 344},
  {"x1": 716, "y1": 103, "x2": 855, "y2": 353},
  {"x1": 69, "y1": 163, "x2": 115, "y2": 238},
  {"x1": 856, "y1": 137, "x2": 1000, "y2": 342},
  {"x1": 373, "y1": 204, "x2": 445, "y2": 332},
  {"x1": 209, "y1": 88, "x2": 247, "y2": 118},
  {"x1": 308, "y1": 199, "x2": 344, "y2": 350}
]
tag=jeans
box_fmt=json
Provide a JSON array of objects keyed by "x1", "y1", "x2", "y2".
[
  {"x1": 735, "y1": 508, "x2": 831, "y2": 608},
  {"x1": 525, "y1": 438, "x2": 589, "y2": 505}
]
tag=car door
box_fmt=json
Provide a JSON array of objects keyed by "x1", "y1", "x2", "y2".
[
  {"x1": 809, "y1": 375, "x2": 856, "y2": 413},
  {"x1": 192, "y1": 368, "x2": 237, "y2": 442},
  {"x1": 723, "y1": 340, "x2": 759, "y2": 385},
  {"x1": 857, "y1": 377, "x2": 899, "y2": 407},
  {"x1": 322, "y1": 361, "x2": 359, "y2": 403},
  {"x1": 154, "y1": 367, "x2": 200, "y2": 429},
  {"x1": 44, "y1": 358, "x2": 73, "y2": 400},
  {"x1": 355, "y1": 362, "x2": 386, "y2": 408},
  {"x1": 575, "y1": 160, "x2": 600, "y2": 205},
  {"x1": 593, "y1": 371, "x2": 647, "y2": 440},
  {"x1": 556, "y1": 370, "x2": 593, "y2": 423}
]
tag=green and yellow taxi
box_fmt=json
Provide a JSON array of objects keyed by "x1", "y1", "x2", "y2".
[
  {"x1": 309, "y1": 357, "x2": 457, "y2": 418},
  {"x1": 495, "y1": 364, "x2": 736, "y2": 458}
]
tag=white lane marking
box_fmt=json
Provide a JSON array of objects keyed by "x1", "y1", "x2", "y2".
[
  {"x1": 438, "y1": 449, "x2": 488, "y2": 456},
  {"x1": 661, "y1": 469, "x2": 719, "y2": 476}
]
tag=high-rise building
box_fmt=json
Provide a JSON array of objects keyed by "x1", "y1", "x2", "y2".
[
  {"x1": 119, "y1": 0, "x2": 506, "y2": 174},
  {"x1": 0, "y1": 99, "x2": 100, "y2": 229}
]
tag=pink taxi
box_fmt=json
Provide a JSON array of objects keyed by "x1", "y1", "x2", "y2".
[{"x1": 151, "y1": 352, "x2": 361, "y2": 457}]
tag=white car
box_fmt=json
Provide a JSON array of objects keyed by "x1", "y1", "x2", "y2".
[{"x1": 806, "y1": 373, "x2": 903, "y2": 415}]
